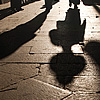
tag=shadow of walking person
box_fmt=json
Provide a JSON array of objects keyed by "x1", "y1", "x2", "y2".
[
  {"x1": 49, "y1": 8, "x2": 86, "y2": 88},
  {"x1": 84, "y1": 41, "x2": 100, "y2": 65},
  {"x1": 0, "y1": 10, "x2": 49, "y2": 59},
  {"x1": 0, "y1": 8, "x2": 15, "y2": 20},
  {"x1": 0, "y1": 0, "x2": 40, "y2": 20},
  {"x1": 10, "y1": 0, "x2": 23, "y2": 11},
  {"x1": 45, "y1": 0, "x2": 52, "y2": 12},
  {"x1": 69, "y1": 0, "x2": 80, "y2": 8},
  {"x1": 84, "y1": 41, "x2": 100, "y2": 93},
  {"x1": 40, "y1": 0, "x2": 59, "y2": 9},
  {"x1": 0, "y1": 0, "x2": 23, "y2": 21}
]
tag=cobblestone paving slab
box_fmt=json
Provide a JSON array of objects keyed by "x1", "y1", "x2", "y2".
[
  {"x1": 0, "y1": 64, "x2": 39, "y2": 90},
  {"x1": 0, "y1": 78, "x2": 72, "y2": 100},
  {"x1": 0, "y1": 53, "x2": 57, "y2": 63},
  {"x1": 66, "y1": 93, "x2": 100, "y2": 100},
  {"x1": 17, "y1": 78, "x2": 72, "y2": 100},
  {"x1": 0, "y1": 0, "x2": 100, "y2": 99}
]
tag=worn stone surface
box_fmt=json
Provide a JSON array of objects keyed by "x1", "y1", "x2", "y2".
[
  {"x1": 0, "y1": 53, "x2": 57, "y2": 63},
  {"x1": 65, "y1": 76, "x2": 100, "y2": 92},
  {"x1": 0, "y1": 90, "x2": 18, "y2": 100},
  {"x1": 0, "y1": 64, "x2": 39, "y2": 77},
  {"x1": 66, "y1": 93, "x2": 100, "y2": 100},
  {"x1": 17, "y1": 78, "x2": 72, "y2": 100},
  {"x1": 0, "y1": 0, "x2": 100, "y2": 99},
  {"x1": 29, "y1": 40, "x2": 62, "y2": 53},
  {"x1": 0, "y1": 71, "x2": 23, "y2": 90}
]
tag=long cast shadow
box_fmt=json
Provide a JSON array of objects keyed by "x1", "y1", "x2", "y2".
[
  {"x1": 82, "y1": 0, "x2": 100, "y2": 5},
  {"x1": 0, "y1": 10, "x2": 48, "y2": 59},
  {"x1": 0, "y1": 7, "x2": 16, "y2": 20},
  {"x1": 49, "y1": 8, "x2": 86, "y2": 88},
  {"x1": 84, "y1": 41, "x2": 100, "y2": 93}
]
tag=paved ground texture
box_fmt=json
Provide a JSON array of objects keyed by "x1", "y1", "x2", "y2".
[{"x1": 0, "y1": 0, "x2": 100, "y2": 99}]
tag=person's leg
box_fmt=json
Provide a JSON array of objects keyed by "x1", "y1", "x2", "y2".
[
  {"x1": 69, "y1": 0, "x2": 72, "y2": 7},
  {"x1": 16, "y1": 0, "x2": 23, "y2": 11},
  {"x1": 10, "y1": 0, "x2": 14, "y2": 9},
  {"x1": 45, "y1": 0, "x2": 52, "y2": 11},
  {"x1": 74, "y1": 4, "x2": 78, "y2": 9}
]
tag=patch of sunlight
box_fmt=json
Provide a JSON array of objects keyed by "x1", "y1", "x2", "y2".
[
  {"x1": 71, "y1": 44, "x2": 83, "y2": 54},
  {"x1": 56, "y1": 46, "x2": 63, "y2": 52}
]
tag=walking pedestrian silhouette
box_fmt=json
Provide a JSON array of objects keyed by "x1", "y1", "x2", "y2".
[
  {"x1": 10, "y1": 0, "x2": 23, "y2": 11},
  {"x1": 49, "y1": 8, "x2": 86, "y2": 88},
  {"x1": 41, "y1": 0, "x2": 59, "y2": 11},
  {"x1": 0, "y1": 10, "x2": 49, "y2": 59},
  {"x1": 84, "y1": 41, "x2": 100, "y2": 94}
]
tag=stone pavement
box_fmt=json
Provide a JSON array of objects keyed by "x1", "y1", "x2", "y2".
[{"x1": 0, "y1": 0, "x2": 100, "y2": 99}]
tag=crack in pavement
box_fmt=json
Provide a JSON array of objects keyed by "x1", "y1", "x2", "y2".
[
  {"x1": 73, "y1": 91, "x2": 100, "y2": 94},
  {"x1": 0, "y1": 70, "x2": 30, "y2": 77},
  {"x1": 0, "y1": 87, "x2": 17, "y2": 92},
  {"x1": 60, "y1": 93, "x2": 73, "y2": 100},
  {"x1": 35, "y1": 64, "x2": 41, "y2": 74},
  {"x1": 96, "y1": 91, "x2": 100, "y2": 93},
  {"x1": 0, "y1": 74, "x2": 38, "y2": 91}
]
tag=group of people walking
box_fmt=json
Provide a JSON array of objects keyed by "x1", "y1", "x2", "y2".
[{"x1": 10, "y1": 0, "x2": 80, "y2": 12}]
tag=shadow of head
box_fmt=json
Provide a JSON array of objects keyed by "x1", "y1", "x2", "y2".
[
  {"x1": 49, "y1": 8, "x2": 86, "y2": 87},
  {"x1": 49, "y1": 8, "x2": 86, "y2": 49}
]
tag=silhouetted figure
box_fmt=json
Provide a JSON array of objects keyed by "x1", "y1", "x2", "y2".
[
  {"x1": 84, "y1": 41, "x2": 100, "y2": 92},
  {"x1": 54, "y1": 0, "x2": 59, "y2": 2},
  {"x1": 45, "y1": 0, "x2": 52, "y2": 12},
  {"x1": 0, "y1": 0, "x2": 41, "y2": 20},
  {"x1": 0, "y1": 0, "x2": 2, "y2": 4},
  {"x1": 49, "y1": 8, "x2": 86, "y2": 88},
  {"x1": 69, "y1": 0, "x2": 80, "y2": 9},
  {"x1": 10, "y1": 0, "x2": 23, "y2": 11},
  {"x1": 41, "y1": 0, "x2": 59, "y2": 11}
]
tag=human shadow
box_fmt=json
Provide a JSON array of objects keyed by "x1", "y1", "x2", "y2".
[
  {"x1": 84, "y1": 41, "x2": 100, "y2": 65},
  {"x1": 0, "y1": 0, "x2": 39, "y2": 20},
  {"x1": 40, "y1": 0, "x2": 58, "y2": 9},
  {"x1": 10, "y1": 0, "x2": 22, "y2": 11},
  {"x1": 82, "y1": 0, "x2": 100, "y2": 6},
  {"x1": 49, "y1": 8, "x2": 86, "y2": 88},
  {"x1": 0, "y1": 7, "x2": 17, "y2": 20},
  {"x1": 0, "y1": 10, "x2": 49, "y2": 59},
  {"x1": 21, "y1": 0, "x2": 40, "y2": 6},
  {"x1": 84, "y1": 41, "x2": 100, "y2": 93}
]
